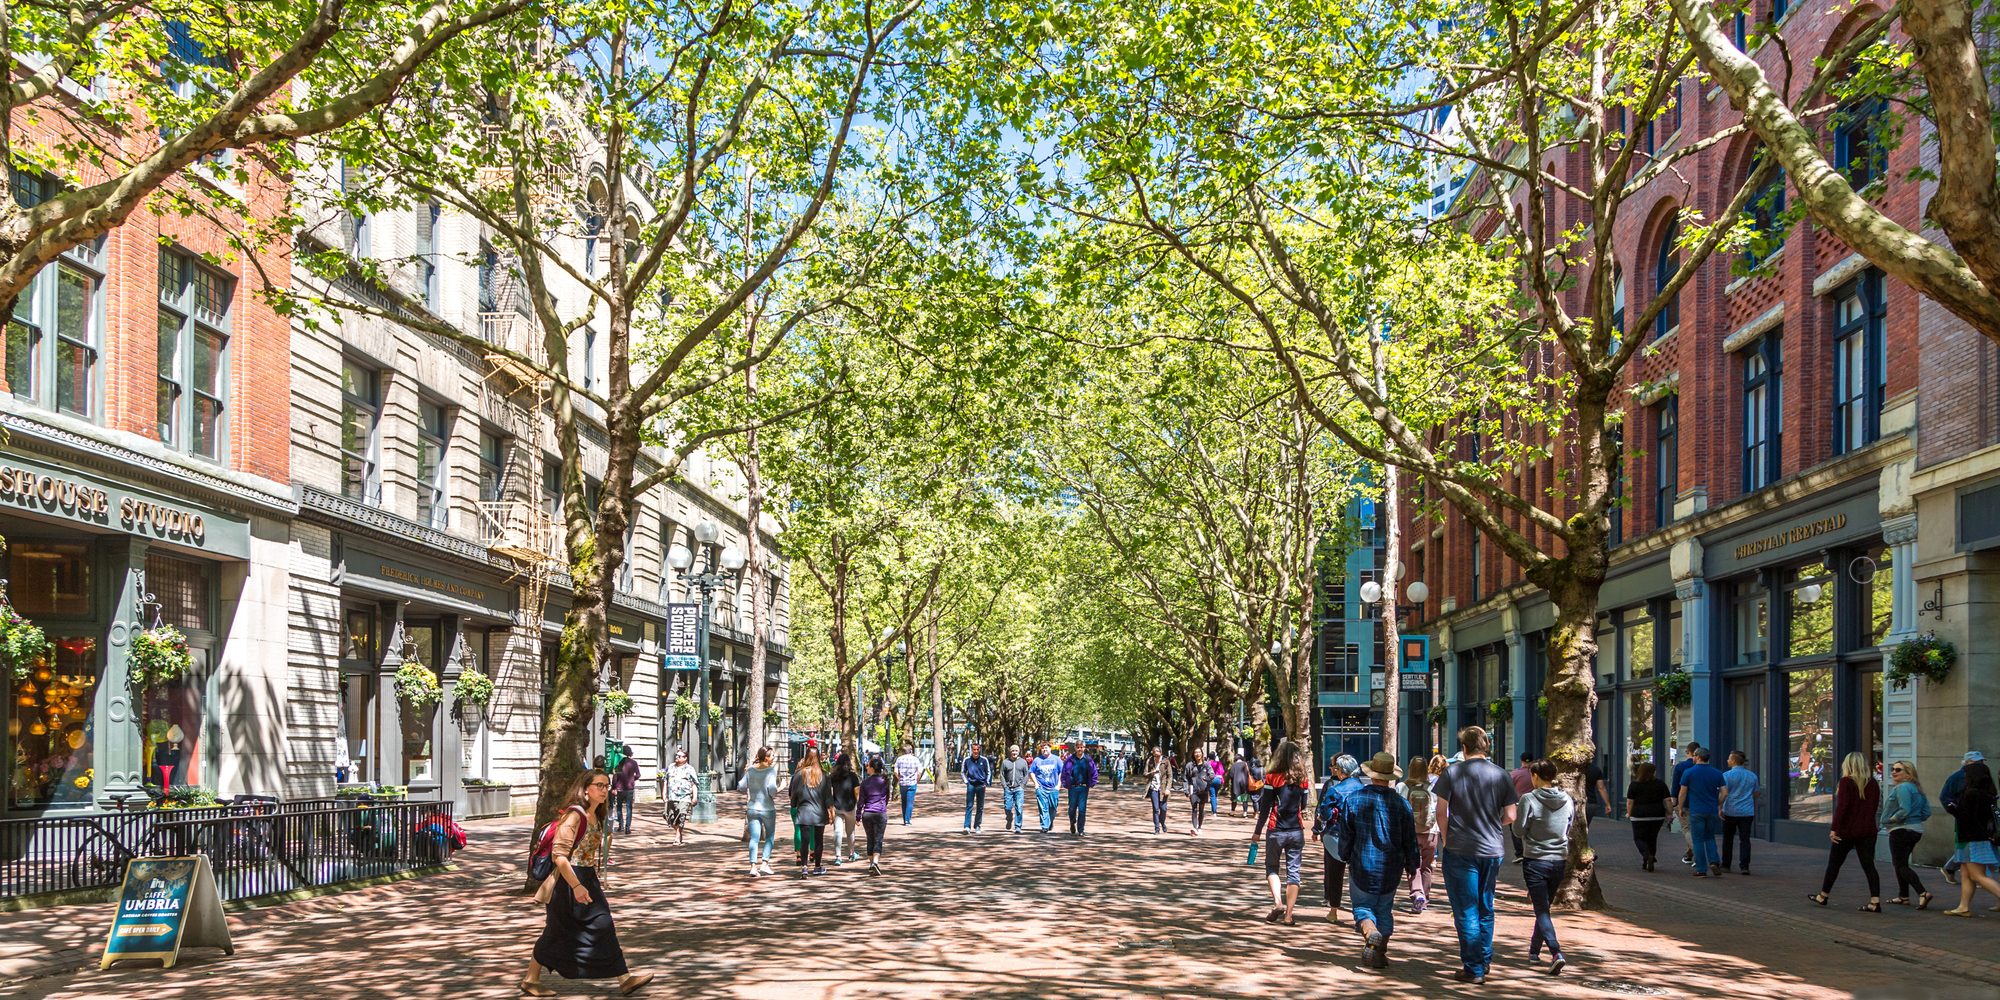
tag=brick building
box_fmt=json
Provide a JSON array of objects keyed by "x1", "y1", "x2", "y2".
[
  {"x1": 1400, "y1": 0, "x2": 1998, "y2": 857},
  {"x1": 1, "y1": 87, "x2": 297, "y2": 813}
]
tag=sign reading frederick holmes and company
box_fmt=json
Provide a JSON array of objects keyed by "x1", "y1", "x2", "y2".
[
  {"x1": 0, "y1": 454, "x2": 250, "y2": 557},
  {"x1": 342, "y1": 546, "x2": 516, "y2": 618},
  {"x1": 665, "y1": 603, "x2": 700, "y2": 670}
]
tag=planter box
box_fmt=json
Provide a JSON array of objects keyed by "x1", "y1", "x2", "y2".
[{"x1": 463, "y1": 785, "x2": 512, "y2": 819}]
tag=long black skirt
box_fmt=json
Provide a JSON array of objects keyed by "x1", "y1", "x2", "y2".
[{"x1": 535, "y1": 866, "x2": 629, "y2": 980}]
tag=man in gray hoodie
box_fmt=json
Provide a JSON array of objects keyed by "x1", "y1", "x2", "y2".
[{"x1": 999, "y1": 745, "x2": 1031, "y2": 832}]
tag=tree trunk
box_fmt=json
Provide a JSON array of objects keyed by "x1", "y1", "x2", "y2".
[
  {"x1": 929, "y1": 609, "x2": 947, "y2": 793},
  {"x1": 1544, "y1": 576, "x2": 1608, "y2": 909}
]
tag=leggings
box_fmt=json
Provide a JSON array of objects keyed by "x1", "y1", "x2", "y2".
[
  {"x1": 862, "y1": 812, "x2": 887, "y2": 857},
  {"x1": 1631, "y1": 818, "x2": 1664, "y2": 862},
  {"x1": 796, "y1": 824, "x2": 825, "y2": 867},
  {"x1": 1821, "y1": 835, "x2": 1880, "y2": 897},
  {"x1": 1189, "y1": 795, "x2": 1204, "y2": 831},
  {"x1": 747, "y1": 810, "x2": 777, "y2": 864},
  {"x1": 1410, "y1": 832, "x2": 1437, "y2": 903},
  {"x1": 1323, "y1": 851, "x2": 1346, "y2": 911},
  {"x1": 1888, "y1": 828, "x2": 1927, "y2": 898},
  {"x1": 833, "y1": 810, "x2": 858, "y2": 857},
  {"x1": 1522, "y1": 857, "x2": 1567, "y2": 959}
]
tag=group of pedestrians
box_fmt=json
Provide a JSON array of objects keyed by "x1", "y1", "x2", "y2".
[
  {"x1": 958, "y1": 742, "x2": 1102, "y2": 834},
  {"x1": 1807, "y1": 749, "x2": 2000, "y2": 918}
]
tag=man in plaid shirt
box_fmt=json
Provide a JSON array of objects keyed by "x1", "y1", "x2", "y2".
[{"x1": 1338, "y1": 752, "x2": 1420, "y2": 971}]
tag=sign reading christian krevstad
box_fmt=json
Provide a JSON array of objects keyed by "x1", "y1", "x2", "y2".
[
  {"x1": 0, "y1": 454, "x2": 249, "y2": 557},
  {"x1": 1733, "y1": 513, "x2": 1849, "y2": 561}
]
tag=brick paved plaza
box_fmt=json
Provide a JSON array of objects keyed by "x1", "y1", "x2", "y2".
[{"x1": 1, "y1": 789, "x2": 1996, "y2": 1000}]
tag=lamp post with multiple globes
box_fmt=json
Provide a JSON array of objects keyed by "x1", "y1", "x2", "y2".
[{"x1": 666, "y1": 519, "x2": 745, "y2": 824}]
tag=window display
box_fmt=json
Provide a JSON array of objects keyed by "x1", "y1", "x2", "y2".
[
  {"x1": 1786, "y1": 667, "x2": 1835, "y2": 823},
  {"x1": 7, "y1": 633, "x2": 100, "y2": 809}
]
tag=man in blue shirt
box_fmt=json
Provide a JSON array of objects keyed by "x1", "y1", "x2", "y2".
[
  {"x1": 1029, "y1": 744, "x2": 1064, "y2": 832},
  {"x1": 1063, "y1": 746, "x2": 1099, "y2": 834},
  {"x1": 1677, "y1": 748, "x2": 1728, "y2": 877},
  {"x1": 1719, "y1": 752, "x2": 1760, "y2": 874},
  {"x1": 1671, "y1": 742, "x2": 1701, "y2": 866},
  {"x1": 960, "y1": 742, "x2": 991, "y2": 834},
  {"x1": 1339, "y1": 752, "x2": 1419, "y2": 970}
]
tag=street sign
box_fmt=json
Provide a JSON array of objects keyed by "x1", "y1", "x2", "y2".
[
  {"x1": 1402, "y1": 673, "x2": 1429, "y2": 691},
  {"x1": 1399, "y1": 635, "x2": 1430, "y2": 672},
  {"x1": 664, "y1": 603, "x2": 700, "y2": 670},
  {"x1": 100, "y1": 856, "x2": 233, "y2": 969}
]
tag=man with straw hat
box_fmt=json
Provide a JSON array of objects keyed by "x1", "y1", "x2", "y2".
[{"x1": 1338, "y1": 752, "x2": 1420, "y2": 971}]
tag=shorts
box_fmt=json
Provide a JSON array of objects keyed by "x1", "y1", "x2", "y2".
[{"x1": 1265, "y1": 830, "x2": 1305, "y2": 885}]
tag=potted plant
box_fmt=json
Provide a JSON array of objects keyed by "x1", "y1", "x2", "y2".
[
  {"x1": 1487, "y1": 698, "x2": 1514, "y2": 723},
  {"x1": 1654, "y1": 671, "x2": 1691, "y2": 710},
  {"x1": 1888, "y1": 631, "x2": 1958, "y2": 687},
  {"x1": 595, "y1": 689, "x2": 635, "y2": 718},
  {"x1": 673, "y1": 695, "x2": 697, "y2": 725},
  {"x1": 1, "y1": 598, "x2": 50, "y2": 681},
  {"x1": 452, "y1": 670, "x2": 494, "y2": 727},
  {"x1": 764, "y1": 708, "x2": 783, "y2": 729},
  {"x1": 127, "y1": 625, "x2": 193, "y2": 781},
  {"x1": 395, "y1": 662, "x2": 443, "y2": 764},
  {"x1": 1426, "y1": 705, "x2": 1447, "y2": 726}
]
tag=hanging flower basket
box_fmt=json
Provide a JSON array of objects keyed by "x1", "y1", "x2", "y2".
[
  {"x1": 1888, "y1": 632, "x2": 1957, "y2": 687},
  {"x1": 1536, "y1": 696, "x2": 1549, "y2": 718},
  {"x1": 1654, "y1": 671, "x2": 1691, "y2": 710},
  {"x1": 2, "y1": 600, "x2": 50, "y2": 681},
  {"x1": 764, "y1": 708, "x2": 783, "y2": 728},
  {"x1": 395, "y1": 662, "x2": 443, "y2": 710},
  {"x1": 451, "y1": 670, "x2": 495, "y2": 707},
  {"x1": 1487, "y1": 698, "x2": 1514, "y2": 723},
  {"x1": 127, "y1": 626, "x2": 193, "y2": 691},
  {"x1": 673, "y1": 694, "x2": 697, "y2": 724},
  {"x1": 595, "y1": 689, "x2": 635, "y2": 718},
  {"x1": 1426, "y1": 705, "x2": 1446, "y2": 725}
]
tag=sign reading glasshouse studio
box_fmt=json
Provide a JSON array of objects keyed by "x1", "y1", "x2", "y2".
[{"x1": 0, "y1": 454, "x2": 249, "y2": 557}]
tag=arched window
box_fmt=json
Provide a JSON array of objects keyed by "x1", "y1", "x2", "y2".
[
  {"x1": 1654, "y1": 222, "x2": 1679, "y2": 339},
  {"x1": 1611, "y1": 265, "x2": 1626, "y2": 336},
  {"x1": 1742, "y1": 148, "x2": 1788, "y2": 270}
]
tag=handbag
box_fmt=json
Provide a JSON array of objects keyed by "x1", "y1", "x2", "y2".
[{"x1": 1249, "y1": 774, "x2": 1265, "y2": 793}]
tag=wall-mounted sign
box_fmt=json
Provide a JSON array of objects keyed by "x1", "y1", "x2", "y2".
[
  {"x1": 343, "y1": 547, "x2": 514, "y2": 617},
  {"x1": 1733, "y1": 512, "x2": 1849, "y2": 561},
  {"x1": 0, "y1": 455, "x2": 249, "y2": 557},
  {"x1": 99, "y1": 856, "x2": 234, "y2": 969},
  {"x1": 664, "y1": 603, "x2": 700, "y2": 670},
  {"x1": 1400, "y1": 635, "x2": 1431, "y2": 672}
]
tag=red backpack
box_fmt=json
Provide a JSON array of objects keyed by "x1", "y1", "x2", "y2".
[{"x1": 528, "y1": 806, "x2": 586, "y2": 881}]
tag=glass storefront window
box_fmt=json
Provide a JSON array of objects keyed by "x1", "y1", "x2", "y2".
[
  {"x1": 1623, "y1": 614, "x2": 1654, "y2": 680},
  {"x1": 1665, "y1": 599, "x2": 1683, "y2": 670},
  {"x1": 10, "y1": 542, "x2": 92, "y2": 616},
  {"x1": 1625, "y1": 687, "x2": 1655, "y2": 781},
  {"x1": 1783, "y1": 563, "x2": 1835, "y2": 659},
  {"x1": 1862, "y1": 669, "x2": 1884, "y2": 780},
  {"x1": 1859, "y1": 546, "x2": 1893, "y2": 648},
  {"x1": 1736, "y1": 586, "x2": 1768, "y2": 665},
  {"x1": 141, "y1": 649, "x2": 207, "y2": 789},
  {"x1": 1595, "y1": 624, "x2": 1615, "y2": 686},
  {"x1": 8, "y1": 632, "x2": 101, "y2": 809},
  {"x1": 1786, "y1": 666, "x2": 1835, "y2": 823}
]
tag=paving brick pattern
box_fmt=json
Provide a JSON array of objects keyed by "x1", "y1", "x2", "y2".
[{"x1": 1, "y1": 792, "x2": 1996, "y2": 999}]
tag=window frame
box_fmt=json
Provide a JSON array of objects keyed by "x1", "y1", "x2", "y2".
[
  {"x1": 156, "y1": 249, "x2": 232, "y2": 461},
  {"x1": 340, "y1": 360, "x2": 383, "y2": 504},
  {"x1": 1655, "y1": 396, "x2": 1678, "y2": 527},
  {"x1": 1831, "y1": 270, "x2": 1886, "y2": 456},
  {"x1": 478, "y1": 431, "x2": 507, "y2": 503},
  {"x1": 415, "y1": 399, "x2": 451, "y2": 528},
  {"x1": 1742, "y1": 335, "x2": 1783, "y2": 492},
  {"x1": 1654, "y1": 220, "x2": 1679, "y2": 339},
  {"x1": 1834, "y1": 98, "x2": 1887, "y2": 190}
]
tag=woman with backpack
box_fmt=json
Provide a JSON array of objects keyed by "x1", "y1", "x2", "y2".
[
  {"x1": 791, "y1": 748, "x2": 831, "y2": 876},
  {"x1": 1942, "y1": 760, "x2": 2000, "y2": 916},
  {"x1": 1254, "y1": 740, "x2": 1312, "y2": 925},
  {"x1": 1880, "y1": 759, "x2": 1933, "y2": 908},
  {"x1": 522, "y1": 769, "x2": 653, "y2": 997},
  {"x1": 1183, "y1": 755, "x2": 1212, "y2": 835},
  {"x1": 1398, "y1": 754, "x2": 1437, "y2": 914},
  {"x1": 827, "y1": 752, "x2": 861, "y2": 865}
]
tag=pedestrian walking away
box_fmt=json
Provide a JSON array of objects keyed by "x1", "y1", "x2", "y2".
[
  {"x1": 1941, "y1": 759, "x2": 2000, "y2": 916},
  {"x1": 1145, "y1": 747, "x2": 1171, "y2": 833},
  {"x1": 1624, "y1": 762, "x2": 1671, "y2": 871},
  {"x1": 791, "y1": 748, "x2": 831, "y2": 875},
  {"x1": 859, "y1": 756, "x2": 892, "y2": 875},
  {"x1": 522, "y1": 769, "x2": 653, "y2": 997},
  {"x1": 1433, "y1": 726, "x2": 1517, "y2": 985},
  {"x1": 1315, "y1": 754, "x2": 1364, "y2": 922},
  {"x1": 663, "y1": 749, "x2": 697, "y2": 847},
  {"x1": 1183, "y1": 755, "x2": 1212, "y2": 835},
  {"x1": 894, "y1": 744, "x2": 922, "y2": 825},
  {"x1": 1940, "y1": 750, "x2": 1984, "y2": 885},
  {"x1": 1339, "y1": 753, "x2": 1419, "y2": 972},
  {"x1": 1254, "y1": 740, "x2": 1313, "y2": 926},
  {"x1": 1677, "y1": 748, "x2": 1726, "y2": 877},
  {"x1": 1720, "y1": 752, "x2": 1760, "y2": 874},
  {"x1": 1516, "y1": 759, "x2": 1574, "y2": 976},
  {"x1": 739, "y1": 747, "x2": 780, "y2": 877},
  {"x1": 1000, "y1": 745, "x2": 1030, "y2": 832},
  {"x1": 1807, "y1": 752, "x2": 1882, "y2": 910},
  {"x1": 828, "y1": 752, "x2": 862, "y2": 864},
  {"x1": 1113, "y1": 751, "x2": 1128, "y2": 791},
  {"x1": 1065, "y1": 744, "x2": 1099, "y2": 833},
  {"x1": 1229, "y1": 753, "x2": 1252, "y2": 816},
  {"x1": 612, "y1": 748, "x2": 641, "y2": 836},
  {"x1": 1879, "y1": 759, "x2": 1933, "y2": 908},
  {"x1": 1031, "y1": 744, "x2": 1063, "y2": 832},
  {"x1": 961, "y1": 742, "x2": 992, "y2": 833},
  {"x1": 1398, "y1": 755, "x2": 1437, "y2": 914},
  {"x1": 1207, "y1": 751, "x2": 1225, "y2": 817},
  {"x1": 1508, "y1": 754, "x2": 1533, "y2": 863},
  {"x1": 1671, "y1": 742, "x2": 1701, "y2": 866}
]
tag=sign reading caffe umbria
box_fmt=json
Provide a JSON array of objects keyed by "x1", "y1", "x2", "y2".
[
  {"x1": 1734, "y1": 512, "x2": 1849, "y2": 561},
  {"x1": 0, "y1": 456, "x2": 247, "y2": 555}
]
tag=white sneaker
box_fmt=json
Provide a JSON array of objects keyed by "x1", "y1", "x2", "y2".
[
  {"x1": 757, "y1": 862, "x2": 775, "y2": 876},
  {"x1": 748, "y1": 865, "x2": 761, "y2": 877}
]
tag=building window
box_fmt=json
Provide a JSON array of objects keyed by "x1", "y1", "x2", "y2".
[
  {"x1": 157, "y1": 250, "x2": 231, "y2": 460},
  {"x1": 5, "y1": 541, "x2": 102, "y2": 810},
  {"x1": 1470, "y1": 531, "x2": 1483, "y2": 602},
  {"x1": 1735, "y1": 580, "x2": 1769, "y2": 666},
  {"x1": 417, "y1": 203, "x2": 440, "y2": 307},
  {"x1": 416, "y1": 400, "x2": 450, "y2": 528},
  {"x1": 1742, "y1": 336, "x2": 1782, "y2": 492},
  {"x1": 584, "y1": 211, "x2": 603, "y2": 278},
  {"x1": 1781, "y1": 561, "x2": 1836, "y2": 660},
  {"x1": 1654, "y1": 220, "x2": 1679, "y2": 338},
  {"x1": 8, "y1": 246, "x2": 102, "y2": 418},
  {"x1": 1786, "y1": 665, "x2": 1834, "y2": 822},
  {"x1": 542, "y1": 458, "x2": 562, "y2": 519},
  {"x1": 340, "y1": 361, "x2": 381, "y2": 503},
  {"x1": 478, "y1": 245, "x2": 499, "y2": 313},
  {"x1": 1733, "y1": 8, "x2": 1747, "y2": 48},
  {"x1": 1743, "y1": 151, "x2": 1787, "y2": 269},
  {"x1": 1771, "y1": 0, "x2": 1789, "y2": 22},
  {"x1": 478, "y1": 432, "x2": 506, "y2": 502},
  {"x1": 1608, "y1": 427, "x2": 1625, "y2": 546},
  {"x1": 618, "y1": 519, "x2": 635, "y2": 593},
  {"x1": 582, "y1": 327, "x2": 596, "y2": 393},
  {"x1": 1655, "y1": 397, "x2": 1678, "y2": 527},
  {"x1": 1610, "y1": 265, "x2": 1625, "y2": 337},
  {"x1": 1834, "y1": 99, "x2": 1886, "y2": 189},
  {"x1": 1833, "y1": 269, "x2": 1886, "y2": 455}
]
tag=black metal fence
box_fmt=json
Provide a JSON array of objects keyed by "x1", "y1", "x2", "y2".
[{"x1": 0, "y1": 799, "x2": 457, "y2": 902}]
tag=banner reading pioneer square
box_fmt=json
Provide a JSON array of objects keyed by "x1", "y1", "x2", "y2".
[
  {"x1": 664, "y1": 603, "x2": 700, "y2": 670},
  {"x1": 100, "y1": 855, "x2": 234, "y2": 969}
]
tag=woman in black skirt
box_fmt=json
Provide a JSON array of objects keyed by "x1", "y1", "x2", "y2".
[{"x1": 522, "y1": 769, "x2": 654, "y2": 997}]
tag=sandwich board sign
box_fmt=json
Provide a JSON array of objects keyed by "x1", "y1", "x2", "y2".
[{"x1": 100, "y1": 855, "x2": 234, "y2": 969}]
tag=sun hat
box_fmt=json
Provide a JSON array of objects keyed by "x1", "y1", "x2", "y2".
[
  {"x1": 1360, "y1": 752, "x2": 1403, "y2": 781},
  {"x1": 1966, "y1": 751, "x2": 1986, "y2": 764}
]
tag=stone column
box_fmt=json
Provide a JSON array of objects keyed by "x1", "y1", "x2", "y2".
[
  {"x1": 98, "y1": 538, "x2": 150, "y2": 801},
  {"x1": 374, "y1": 600, "x2": 406, "y2": 787},
  {"x1": 1878, "y1": 514, "x2": 1919, "y2": 768},
  {"x1": 431, "y1": 616, "x2": 465, "y2": 809},
  {"x1": 1672, "y1": 537, "x2": 1710, "y2": 751}
]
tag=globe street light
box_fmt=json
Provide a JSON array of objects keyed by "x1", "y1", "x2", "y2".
[{"x1": 668, "y1": 518, "x2": 743, "y2": 822}]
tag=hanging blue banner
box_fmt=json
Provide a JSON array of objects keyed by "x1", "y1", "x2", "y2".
[{"x1": 664, "y1": 603, "x2": 700, "y2": 670}]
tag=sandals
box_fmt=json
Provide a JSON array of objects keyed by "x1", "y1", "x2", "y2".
[
  {"x1": 1887, "y1": 897, "x2": 1909, "y2": 906},
  {"x1": 1807, "y1": 892, "x2": 1829, "y2": 906},
  {"x1": 518, "y1": 982, "x2": 555, "y2": 998},
  {"x1": 620, "y1": 972, "x2": 656, "y2": 996},
  {"x1": 1264, "y1": 907, "x2": 1284, "y2": 923},
  {"x1": 1919, "y1": 892, "x2": 1934, "y2": 910},
  {"x1": 1943, "y1": 908, "x2": 1974, "y2": 917},
  {"x1": 1858, "y1": 901, "x2": 1881, "y2": 912}
]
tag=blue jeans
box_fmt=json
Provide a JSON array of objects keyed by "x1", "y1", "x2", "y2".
[
  {"x1": 1350, "y1": 886, "x2": 1398, "y2": 940},
  {"x1": 1690, "y1": 812, "x2": 1721, "y2": 871},
  {"x1": 1208, "y1": 784, "x2": 1218, "y2": 815},
  {"x1": 746, "y1": 810, "x2": 776, "y2": 864},
  {"x1": 1442, "y1": 850, "x2": 1501, "y2": 976},
  {"x1": 901, "y1": 786, "x2": 916, "y2": 823},
  {"x1": 963, "y1": 785, "x2": 987, "y2": 829},
  {"x1": 1003, "y1": 787, "x2": 1024, "y2": 829},
  {"x1": 1037, "y1": 788, "x2": 1059, "y2": 830},
  {"x1": 612, "y1": 789, "x2": 635, "y2": 833},
  {"x1": 1522, "y1": 857, "x2": 1566, "y2": 959},
  {"x1": 1068, "y1": 785, "x2": 1090, "y2": 832}
]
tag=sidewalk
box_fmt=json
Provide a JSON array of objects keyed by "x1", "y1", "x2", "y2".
[{"x1": 0, "y1": 788, "x2": 1992, "y2": 999}]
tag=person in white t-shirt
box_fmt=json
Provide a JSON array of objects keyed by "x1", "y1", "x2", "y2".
[{"x1": 893, "y1": 745, "x2": 923, "y2": 825}]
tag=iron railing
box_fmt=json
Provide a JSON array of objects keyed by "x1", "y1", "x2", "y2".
[{"x1": 0, "y1": 799, "x2": 456, "y2": 902}]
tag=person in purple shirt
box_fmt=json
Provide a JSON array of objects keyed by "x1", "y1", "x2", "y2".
[
  {"x1": 1064, "y1": 747, "x2": 1099, "y2": 834},
  {"x1": 858, "y1": 757, "x2": 892, "y2": 875}
]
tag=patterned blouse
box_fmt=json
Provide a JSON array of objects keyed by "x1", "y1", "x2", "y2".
[{"x1": 535, "y1": 809, "x2": 612, "y2": 904}]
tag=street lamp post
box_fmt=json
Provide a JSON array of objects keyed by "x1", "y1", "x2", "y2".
[{"x1": 667, "y1": 519, "x2": 744, "y2": 824}]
